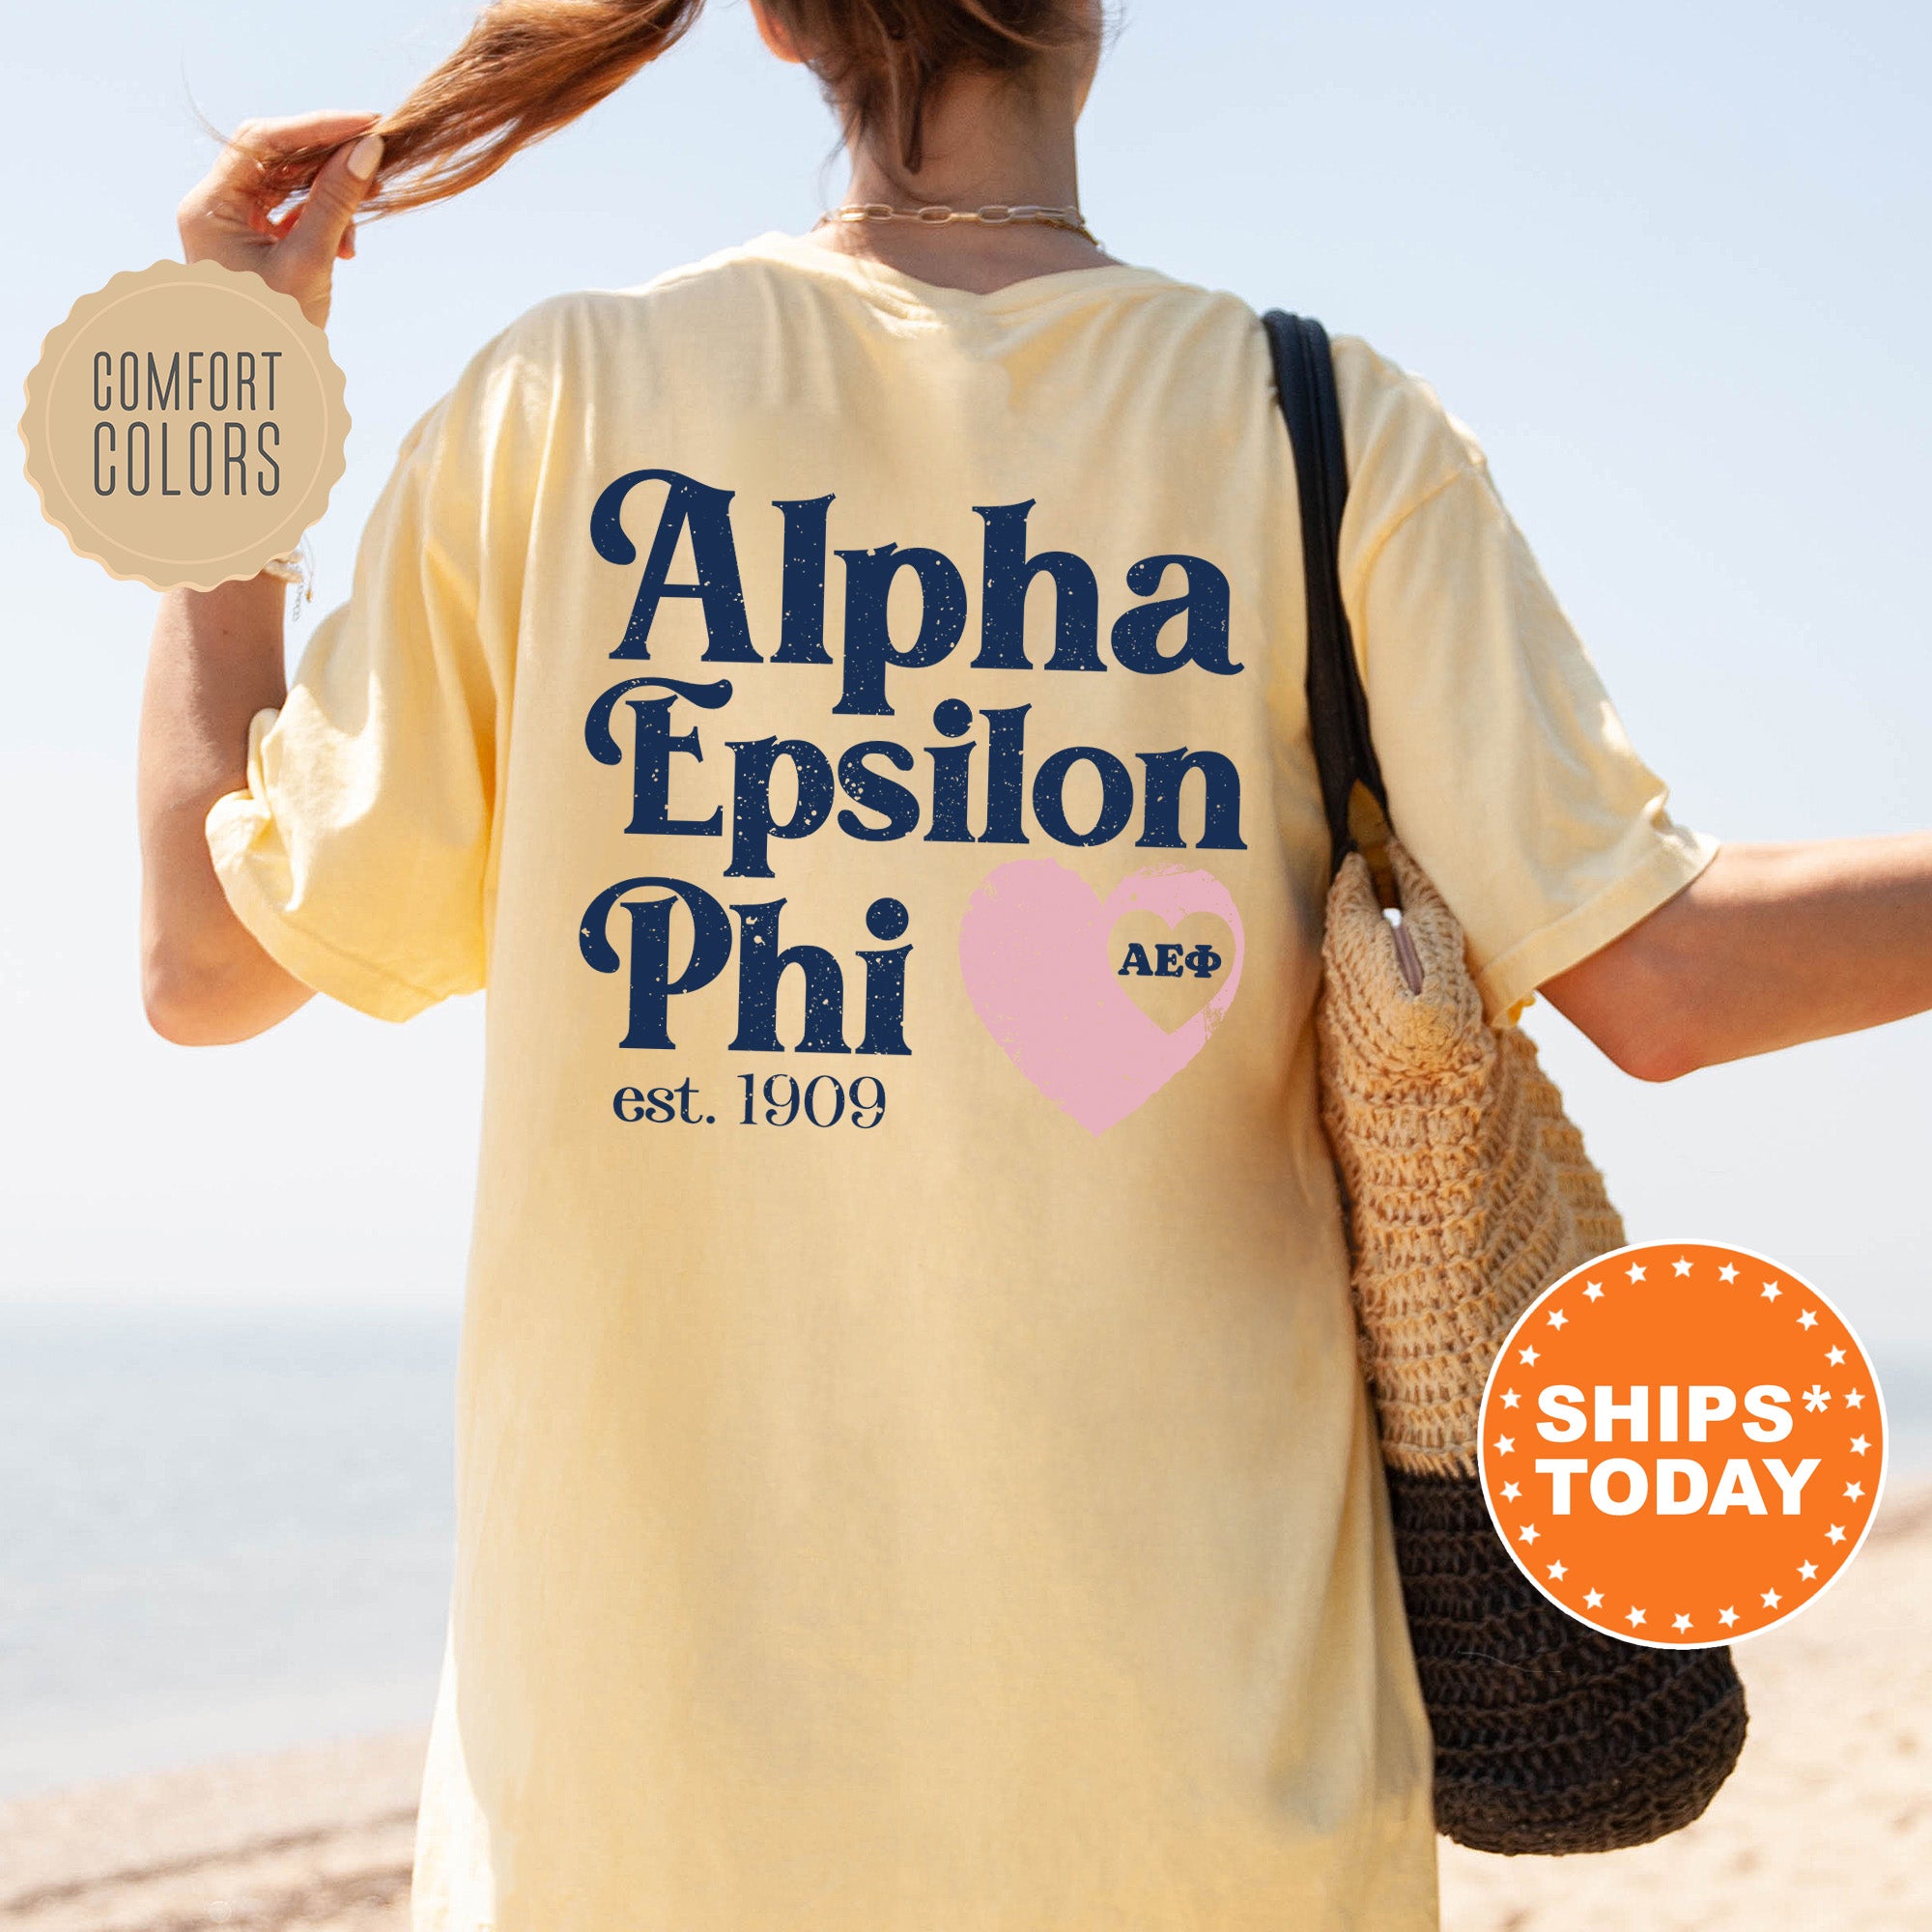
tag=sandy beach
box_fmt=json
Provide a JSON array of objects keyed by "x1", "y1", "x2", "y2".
[{"x1": 3, "y1": 1485, "x2": 1925, "y2": 1932}]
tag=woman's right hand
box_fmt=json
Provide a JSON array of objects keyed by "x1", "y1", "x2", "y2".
[{"x1": 176, "y1": 110, "x2": 384, "y2": 329}]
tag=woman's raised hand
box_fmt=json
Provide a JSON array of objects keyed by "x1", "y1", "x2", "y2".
[{"x1": 176, "y1": 111, "x2": 384, "y2": 328}]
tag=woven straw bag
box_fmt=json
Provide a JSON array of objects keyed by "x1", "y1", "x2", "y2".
[{"x1": 1266, "y1": 312, "x2": 1748, "y2": 1855}]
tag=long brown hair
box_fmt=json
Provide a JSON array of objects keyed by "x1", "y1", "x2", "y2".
[{"x1": 255, "y1": 0, "x2": 1091, "y2": 216}]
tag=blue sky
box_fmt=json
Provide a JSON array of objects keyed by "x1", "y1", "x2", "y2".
[{"x1": 4, "y1": 2, "x2": 1928, "y2": 1362}]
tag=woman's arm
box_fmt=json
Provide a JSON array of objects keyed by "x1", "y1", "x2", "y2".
[
  {"x1": 139, "y1": 579, "x2": 312, "y2": 1042},
  {"x1": 1544, "y1": 835, "x2": 1932, "y2": 1081},
  {"x1": 140, "y1": 111, "x2": 384, "y2": 1045}
]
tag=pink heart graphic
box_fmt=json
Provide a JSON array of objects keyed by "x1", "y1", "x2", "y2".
[{"x1": 958, "y1": 860, "x2": 1245, "y2": 1134}]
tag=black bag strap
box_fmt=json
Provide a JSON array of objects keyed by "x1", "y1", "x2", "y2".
[{"x1": 1264, "y1": 310, "x2": 1394, "y2": 883}]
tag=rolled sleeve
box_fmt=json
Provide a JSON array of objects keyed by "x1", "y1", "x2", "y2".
[
  {"x1": 1333, "y1": 375, "x2": 1714, "y2": 1021},
  {"x1": 207, "y1": 706, "x2": 455, "y2": 1023},
  {"x1": 201, "y1": 316, "x2": 552, "y2": 1018}
]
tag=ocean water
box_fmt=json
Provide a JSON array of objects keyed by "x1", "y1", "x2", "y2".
[
  {"x1": 1, "y1": 1302, "x2": 1927, "y2": 1803},
  {"x1": 0, "y1": 1304, "x2": 460, "y2": 1800}
]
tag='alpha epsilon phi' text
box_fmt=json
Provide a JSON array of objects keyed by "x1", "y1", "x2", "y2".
[{"x1": 578, "y1": 469, "x2": 1251, "y2": 1060}]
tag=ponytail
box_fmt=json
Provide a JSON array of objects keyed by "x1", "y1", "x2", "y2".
[
  {"x1": 255, "y1": 0, "x2": 706, "y2": 215},
  {"x1": 252, "y1": 0, "x2": 1091, "y2": 215}
]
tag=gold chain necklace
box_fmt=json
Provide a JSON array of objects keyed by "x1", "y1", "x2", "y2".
[{"x1": 818, "y1": 201, "x2": 1100, "y2": 247}]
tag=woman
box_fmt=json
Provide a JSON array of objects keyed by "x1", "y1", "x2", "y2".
[{"x1": 142, "y1": 4, "x2": 1932, "y2": 1928}]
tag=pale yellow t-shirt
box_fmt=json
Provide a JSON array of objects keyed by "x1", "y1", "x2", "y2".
[{"x1": 209, "y1": 233, "x2": 1714, "y2": 1932}]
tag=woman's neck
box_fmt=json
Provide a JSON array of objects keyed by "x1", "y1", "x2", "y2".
[{"x1": 807, "y1": 68, "x2": 1114, "y2": 294}]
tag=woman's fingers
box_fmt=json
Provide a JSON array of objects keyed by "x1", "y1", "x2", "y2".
[
  {"x1": 280, "y1": 134, "x2": 384, "y2": 301},
  {"x1": 179, "y1": 110, "x2": 379, "y2": 253},
  {"x1": 177, "y1": 114, "x2": 384, "y2": 329},
  {"x1": 201, "y1": 110, "x2": 383, "y2": 196}
]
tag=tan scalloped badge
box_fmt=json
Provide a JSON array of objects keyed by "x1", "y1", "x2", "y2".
[{"x1": 20, "y1": 261, "x2": 348, "y2": 590}]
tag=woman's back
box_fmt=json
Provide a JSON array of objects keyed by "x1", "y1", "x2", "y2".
[{"x1": 205, "y1": 232, "x2": 1711, "y2": 1928}]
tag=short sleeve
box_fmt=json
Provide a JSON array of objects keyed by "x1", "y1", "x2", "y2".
[
  {"x1": 1334, "y1": 344, "x2": 1717, "y2": 1020},
  {"x1": 206, "y1": 319, "x2": 551, "y2": 1021}
]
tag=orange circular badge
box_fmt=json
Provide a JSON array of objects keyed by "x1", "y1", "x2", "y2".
[{"x1": 1478, "y1": 1241, "x2": 1887, "y2": 1647}]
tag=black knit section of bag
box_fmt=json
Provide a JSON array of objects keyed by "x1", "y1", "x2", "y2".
[{"x1": 1385, "y1": 1468, "x2": 1749, "y2": 1855}]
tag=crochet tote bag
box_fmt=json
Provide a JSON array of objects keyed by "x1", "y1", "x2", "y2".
[{"x1": 1265, "y1": 311, "x2": 1748, "y2": 1855}]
